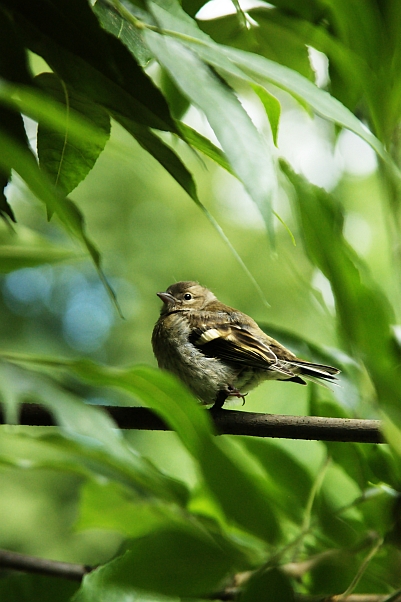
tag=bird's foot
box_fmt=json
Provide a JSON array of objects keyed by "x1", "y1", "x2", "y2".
[
  {"x1": 226, "y1": 385, "x2": 248, "y2": 406},
  {"x1": 213, "y1": 386, "x2": 248, "y2": 410}
]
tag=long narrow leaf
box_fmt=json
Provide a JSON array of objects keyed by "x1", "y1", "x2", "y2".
[{"x1": 144, "y1": 28, "x2": 278, "y2": 240}]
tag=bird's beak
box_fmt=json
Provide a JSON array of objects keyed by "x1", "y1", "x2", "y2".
[{"x1": 157, "y1": 292, "x2": 175, "y2": 305}]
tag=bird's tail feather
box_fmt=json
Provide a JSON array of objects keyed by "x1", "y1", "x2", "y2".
[{"x1": 289, "y1": 360, "x2": 340, "y2": 382}]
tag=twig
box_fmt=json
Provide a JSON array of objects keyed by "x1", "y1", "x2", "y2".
[
  {"x1": 0, "y1": 548, "x2": 89, "y2": 581},
  {"x1": 0, "y1": 403, "x2": 384, "y2": 444}
]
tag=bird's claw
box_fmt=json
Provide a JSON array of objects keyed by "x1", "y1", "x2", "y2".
[{"x1": 227, "y1": 385, "x2": 248, "y2": 406}]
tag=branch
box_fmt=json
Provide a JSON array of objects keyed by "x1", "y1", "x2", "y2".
[
  {"x1": 0, "y1": 403, "x2": 384, "y2": 443},
  {"x1": 0, "y1": 548, "x2": 398, "y2": 602},
  {"x1": 0, "y1": 548, "x2": 89, "y2": 581}
]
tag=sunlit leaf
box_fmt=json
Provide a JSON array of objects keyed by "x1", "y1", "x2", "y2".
[{"x1": 143, "y1": 26, "x2": 278, "y2": 240}]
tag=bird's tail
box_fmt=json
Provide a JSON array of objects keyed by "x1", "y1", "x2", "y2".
[{"x1": 289, "y1": 360, "x2": 340, "y2": 384}]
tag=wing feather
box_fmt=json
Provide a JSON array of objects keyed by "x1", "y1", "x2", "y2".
[{"x1": 189, "y1": 323, "x2": 277, "y2": 368}]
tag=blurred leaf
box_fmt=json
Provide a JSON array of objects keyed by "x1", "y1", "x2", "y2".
[
  {"x1": 36, "y1": 73, "x2": 110, "y2": 197},
  {"x1": 0, "y1": 245, "x2": 77, "y2": 272},
  {"x1": 0, "y1": 362, "x2": 188, "y2": 504},
  {"x1": 239, "y1": 437, "x2": 313, "y2": 523},
  {"x1": 118, "y1": 116, "x2": 199, "y2": 204},
  {"x1": 76, "y1": 479, "x2": 174, "y2": 537},
  {"x1": 0, "y1": 574, "x2": 79, "y2": 602},
  {"x1": 281, "y1": 161, "x2": 401, "y2": 412},
  {"x1": 6, "y1": 0, "x2": 176, "y2": 132},
  {"x1": 3, "y1": 354, "x2": 281, "y2": 542},
  {"x1": 72, "y1": 361, "x2": 282, "y2": 542},
  {"x1": 240, "y1": 568, "x2": 294, "y2": 602},
  {"x1": 144, "y1": 25, "x2": 278, "y2": 240},
  {"x1": 75, "y1": 525, "x2": 247, "y2": 598},
  {"x1": 309, "y1": 395, "x2": 380, "y2": 491},
  {"x1": 307, "y1": 550, "x2": 359, "y2": 596}
]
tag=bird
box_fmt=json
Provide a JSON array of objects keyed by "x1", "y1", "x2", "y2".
[{"x1": 152, "y1": 281, "x2": 340, "y2": 408}]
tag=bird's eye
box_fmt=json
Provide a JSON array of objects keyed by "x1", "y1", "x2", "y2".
[{"x1": 184, "y1": 293, "x2": 192, "y2": 300}]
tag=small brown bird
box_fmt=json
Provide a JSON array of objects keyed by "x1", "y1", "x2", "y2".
[{"x1": 152, "y1": 281, "x2": 340, "y2": 408}]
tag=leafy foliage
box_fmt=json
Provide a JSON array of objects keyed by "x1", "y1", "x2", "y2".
[{"x1": 1, "y1": 0, "x2": 401, "y2": 600}]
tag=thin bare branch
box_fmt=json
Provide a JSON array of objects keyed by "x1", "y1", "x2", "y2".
[
  {"x1": 0, "y1": 403, "x2": 384, "y2": 444},
  {"x1": 0, "y1": 548, "x2": 89, "y2": 581}
]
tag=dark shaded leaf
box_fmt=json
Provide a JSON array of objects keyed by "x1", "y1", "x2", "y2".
[
  {"x1": 282, "y1": 161, "x2": 401, "y2": 412},
  {"x1": 5, "y1": 0, "x2": 175, "y2": 131},
  {"x1": 0, "y1": 574, "x2": 79, "y2": 602},
  {"x1": 75, "y1": 526, "x2": 247, "y2": 598},
  {"x1": 239, "y1": 437, "x2": 313, "y2": 522},
  {"x1": 36, "y1": 73, "x2": 110, "y2": 196},
  {"x1": 118, "y1": 117, "x2": 199, "y2": 203},
  {"x1": 240, "y1": 568, "x2": 294, "y2": 602},
  {"x1": 93, "y1": 0, "x2": 152, "y2": 67}
]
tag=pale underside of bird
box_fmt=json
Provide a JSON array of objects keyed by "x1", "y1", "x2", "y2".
[{"x1": 152, "y1": 281, "x2": 340, "y2": 408}]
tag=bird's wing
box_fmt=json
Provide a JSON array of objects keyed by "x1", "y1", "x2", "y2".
[{"x1": 189, "y1": 322, "x2": 279, "y2": 369}]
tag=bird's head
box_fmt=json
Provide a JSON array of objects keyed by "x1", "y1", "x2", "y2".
[{"x1": 157, "y1": 281, "x2": 216, "y2": 314}]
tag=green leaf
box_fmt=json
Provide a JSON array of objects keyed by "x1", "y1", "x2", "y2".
[
  {"x1": 76, "y1": 479, "x2": 175, "y2": 537},
  {"x1": 0, "y1": 574, "x2": 79, "y2": 602},
  {"x1": 200, "y1": 8, "x2": 314, "y2": 81},
  {"x1": 239, "y1": 437, "x2": 313, "y2": 522},
  {"x1": 0, "y1": 2, "x2": 31, "y2": 223},
  {"x1": 93, "y1": 0, "x2": 152, "y2": 67},
  {"x1": 0, "y1": 245, "x2": 77, "y2": 272},
  {"x1": 75, "y1": 525, "x2": 246, "y2": 598},
  {"x1": 118, "y1": 117, "x2": 199, "y2": 204},
  {"x1": 241, "y1": 568, "x2": 295, "y2": 602},
  {"x1": 178, "y1": 122, "x2": 233, "y2": 173},
  {"x1": 160, "y1": 68, "x2": 191, "y2": 119},
  {"x1": 36, "y1": 73, "x2": 110, "y2": 196},
  {"x1": 143, "y1": 25, "x2": 278, "y2": 240},
  {"x1": 220, "y1": 44, "x2": 390, "y2": 166},
  {"x1": 251, "y1": 83, "x2": 281, "y2": 146}
]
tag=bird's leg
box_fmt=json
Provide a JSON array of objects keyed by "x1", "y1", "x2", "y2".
[
  {"x1": 213, "y1": 390, "x2": 229, "y2": 410},
  {"x1": 226, "y1": 385, "x2": 248, "y2": 406}
]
